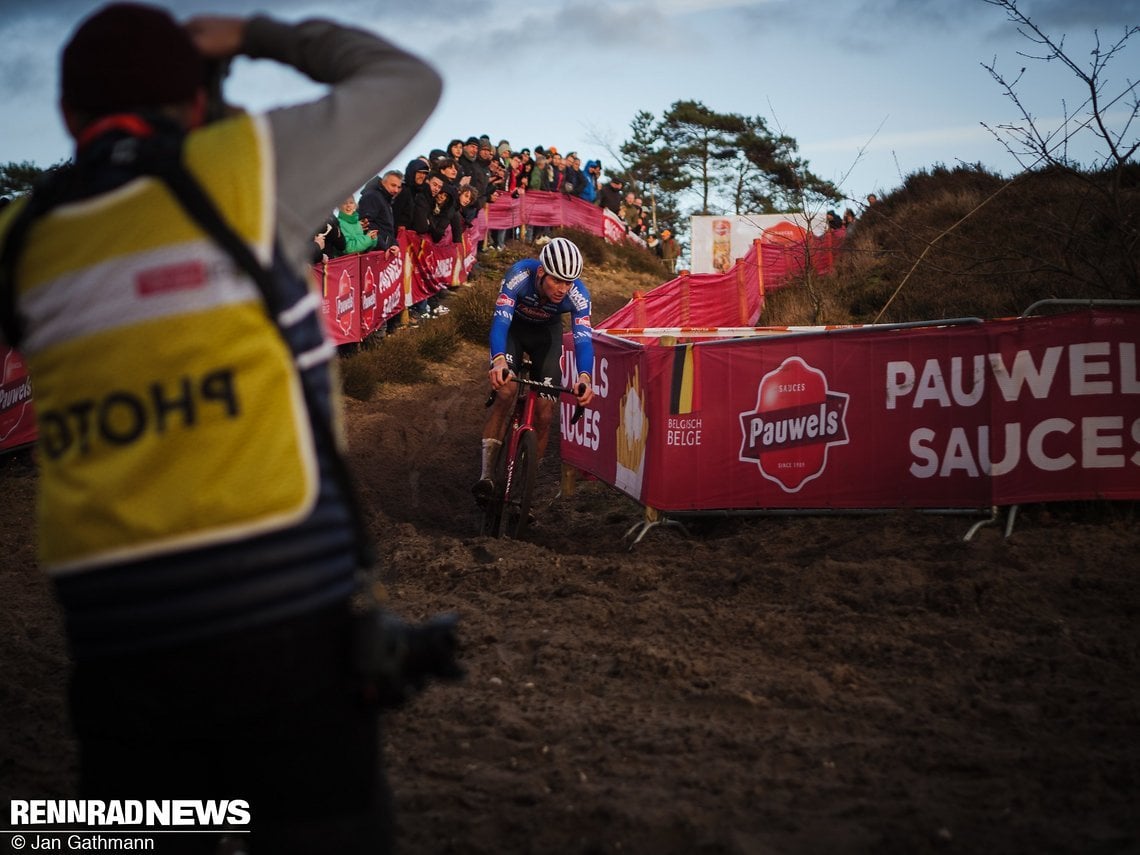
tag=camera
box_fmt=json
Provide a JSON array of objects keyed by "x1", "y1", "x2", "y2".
[{"x1": 353, "y1": 607, "x2": 463, "y2": 708}]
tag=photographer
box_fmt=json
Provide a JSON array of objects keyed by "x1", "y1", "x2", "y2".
[{"x1": 0, "y1": 4, "x2": 445, "y2": 853}]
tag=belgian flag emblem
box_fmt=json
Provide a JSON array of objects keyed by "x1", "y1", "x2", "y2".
[{"x1": 669, "y1": 343, "x2": 700, "y2": 415}]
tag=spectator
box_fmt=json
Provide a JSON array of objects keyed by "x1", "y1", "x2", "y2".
[
  {"x1": 457, "y1": 183, "x2": 480, "y2": 230},
  {"x1": 580, "y1": 159, "x2": 601, "y2": 203},
  {"x1": 337, "y1": 195, "x2": 379, "y2": 254},
  {"x1": 447, "y1": 138, "x2": 464, "y2": 163},
  {"x1": 312, "y1": 213, "x2": 346, "y2": 264},
  {"x1": 621, "y1": 192, "x2": 641, "y2": 233},
  {"x1": 407, "y1": 174, "x2": 450, "y2": 320},
  {"x1": 394, "y1": 160, "x2": 428, "y2": 229},
  {"x1": 843, "y1": 208, "x2": 856, "y2": 228},
  {"x1": 357, "y1": 170, "x2": 402, "y2": 253},
  {"x1": 645, "y1": 230, "x2": 660, "y2": 258},
  {"x1": 458, "y1": 136, "x2": 482, "y2": 190},
  {"x1": 597, "y1": 175, "x2": 624, "y2": 214},
  {"x1": 516, "y1": 149, "x2": 534, "y2": 187},
  {"x1": 549, "y1": 150, "x2": 568, "y2": 193},
  {"x1": 826, "y1": 210, "x2": 843, "y2": 231},
  {"x1": 0, "y1": 6, "x2": 443, "y2": 853},
  {"x1": 528, "y1": 152, "x2": 551, "y2": 192},
  {"x1": 401, "y1": 154, "x2": 428, "y2": 185},
  {"x1": 478, "y1": 140, "x2": 505, "y2": 203},
  {"x1": 427, "y1": 177, "x2": 462, "y2": 245},
  {"x1": 660, "y1": 227, "x2": 681, "y2": 273},
  {"x1": 434, "y1": 155, "x2": 461, "y2": 191},
  {"x1": 562, "y1": 152, "x2": 586, "y2": 197}
]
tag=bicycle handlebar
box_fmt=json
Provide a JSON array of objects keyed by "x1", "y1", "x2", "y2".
[{"x1": 485, "y1": 371, "x2": 587, "y2": 425}]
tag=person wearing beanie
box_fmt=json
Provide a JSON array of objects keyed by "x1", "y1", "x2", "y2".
[
  {"x1": 458, "y1": 135, "x2": 481, "y2": 187},
  {"x1": 597, "y1": 174, "x2": 624, "y2": 214},
  {"x1": 0, "y1": 5, "x2": 444, "y2": 853}
]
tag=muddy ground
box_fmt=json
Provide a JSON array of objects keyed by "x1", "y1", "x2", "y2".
[{"x1": 2, "y1": 334, "x2": 1138, "y2": 855}]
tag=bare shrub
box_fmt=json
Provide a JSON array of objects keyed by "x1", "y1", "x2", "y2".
[{"x1": 416, "y1": 315, "x2": 459, "y2": 362}]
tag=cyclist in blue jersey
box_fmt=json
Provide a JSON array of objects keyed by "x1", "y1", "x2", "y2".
[{"x1": 474, "y1": 236, "x2": 595, "y2": 499}]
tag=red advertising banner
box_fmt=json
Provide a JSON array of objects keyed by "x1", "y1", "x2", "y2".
[
  {"x1": 486, "y1": 194, "x2": 522, "y2": 230},
  {"x1": 406, "y1": 232, "x2": 457, "y2": 301},
  {"x1": 479, "y1": 191, "x2": 645, "y2": 248},
  {"x1": 0, "y1": 346, "x2": 36, "y2": 453},
  {"x1": 601, "y1": 208, "x2": 629, "y2": 246},
  {"x1": 599, "y1": 233, "x2": 840, "y2": 333},
  {"x1": 315, "y1": 254, "x2": 362, "y2": 345},
  {"x1": 599, "y1": 253, "x2": 765, "y2": 331},
  {"x1": 562, "y1": 310, "x2": 1140, "y2": 512},
  {"x1": 358, "y1": 250, "x2": 404, "y2": 337}
]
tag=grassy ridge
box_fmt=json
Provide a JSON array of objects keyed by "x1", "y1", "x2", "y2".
[{"x1": 765, "y1": 163, "x2": 1140, "y2": 325}]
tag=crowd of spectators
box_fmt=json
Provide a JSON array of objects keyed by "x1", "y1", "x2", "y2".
[{"x1": 311, "y1": 133, "x2": 681, "y2": 327}]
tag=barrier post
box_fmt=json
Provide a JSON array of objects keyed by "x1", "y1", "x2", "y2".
[
  {"x1": 735, "y1": 260, "x2": 749, "y2": 325},
  {"x1": 400, "y1": 240, "x2": 414, "y2": 326},
  {"x1": 560, "y1": 464, "x2": 577, "y2": 497},
  {"x1": 452, "y1": 243, "x2": 463, "y2": 288},
  {"x1": 753, "y1": 238, "x2": 766, "y2": 298}
]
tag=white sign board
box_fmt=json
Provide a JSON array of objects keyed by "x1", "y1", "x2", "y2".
[{"x1": 688, "y1": 213, "x2": 823, "y2": 274}]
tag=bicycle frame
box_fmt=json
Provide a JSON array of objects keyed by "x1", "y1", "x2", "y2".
[{"x1": 480, "y1": 368, "x2": 584, "y2": 539}]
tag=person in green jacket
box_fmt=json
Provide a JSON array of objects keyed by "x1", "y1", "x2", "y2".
[{"x1": 337, "y1": 195, "x2": 378, "y2": 254}]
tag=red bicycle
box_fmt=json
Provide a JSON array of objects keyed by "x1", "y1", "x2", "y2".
[{"x1": 480, "y1": 363, "x2": 585, "y2": 539}]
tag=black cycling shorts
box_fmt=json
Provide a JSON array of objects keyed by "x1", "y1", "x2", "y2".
[{"x1": 503, "y1": 321, "x2": 562, "y2": 399}]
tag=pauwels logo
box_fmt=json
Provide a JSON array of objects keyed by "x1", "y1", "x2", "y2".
[
  {"x1": 361, "y1": 264, "x2": 377, "y2": 326},
  {"x1": 0, "y1": 347, "x2": 33, "y2": 443},
  {"x1": 738, "y1": 356, "x2": 849, "y2": 492},
  {"x1": 336, "y1": 268, "x2": 355, "y2": 335}
]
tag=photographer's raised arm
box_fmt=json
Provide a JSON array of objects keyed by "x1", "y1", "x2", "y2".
[{"x1": 222, "y1": 15, "x2": 442, "y2": 273}]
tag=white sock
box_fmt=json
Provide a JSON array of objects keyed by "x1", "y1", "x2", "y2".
[{"x1": 480, "y1": 438, "x2": 503, "y2": 480}]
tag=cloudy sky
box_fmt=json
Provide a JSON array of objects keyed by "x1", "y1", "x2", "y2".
[{"x1": 1, "y1": 0, "x2": 1136, "y2": 210}]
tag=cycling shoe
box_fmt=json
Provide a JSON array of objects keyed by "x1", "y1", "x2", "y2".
[{"x1": 472, "y1": 478, "x2": 495, "y2": 502}]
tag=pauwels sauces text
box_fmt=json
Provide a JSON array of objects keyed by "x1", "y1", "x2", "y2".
[
  {"x1": 886, "y1": 341, "x2": 1140, "y2": 478},
  {"x1": 560, "y1": 354, "x2": 609, "y2": 449}
]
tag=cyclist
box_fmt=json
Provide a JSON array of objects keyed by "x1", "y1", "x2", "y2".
[{"x1": 474, "y1": 236, "x2": 595, "y2": 499}]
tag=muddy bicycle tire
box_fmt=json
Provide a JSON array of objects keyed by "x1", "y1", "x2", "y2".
[{"x1": 499, "y1": 430, "x2": 537, "y2": 539}]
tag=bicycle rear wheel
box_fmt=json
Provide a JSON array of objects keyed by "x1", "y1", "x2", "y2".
[{"x1": 498, "y1": 430, "x2": 537, "y2": 539}]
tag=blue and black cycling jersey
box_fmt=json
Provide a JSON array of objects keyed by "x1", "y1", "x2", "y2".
[{"x1": 489, "y1": 257, "x2": 594, "y2": 380}]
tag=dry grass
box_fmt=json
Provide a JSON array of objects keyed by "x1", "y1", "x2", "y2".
[{"x1": 773, "y1": 163, "x2": 1140, "y2": 325}]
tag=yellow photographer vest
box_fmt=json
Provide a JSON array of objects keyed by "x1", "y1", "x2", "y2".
[{"x1": 7, "y1": 114, "x2": 319, "y2": 575}]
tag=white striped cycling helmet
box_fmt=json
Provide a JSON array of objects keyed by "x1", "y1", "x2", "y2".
[{"x1": 539, "y1": 237, "x2": 583, "y2": 282}]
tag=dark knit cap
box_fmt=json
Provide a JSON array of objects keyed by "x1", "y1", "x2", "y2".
[{"x1": 61, "y1": 3, "x2": 205, "y2": 116}]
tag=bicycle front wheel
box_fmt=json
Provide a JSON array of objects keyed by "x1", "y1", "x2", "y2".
[{"x1": 498, "y1": 430, "x2": 537, "y2": 539}]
